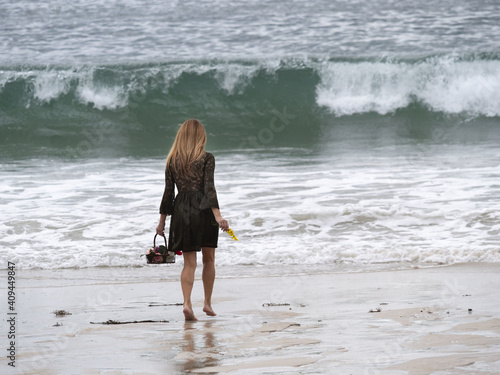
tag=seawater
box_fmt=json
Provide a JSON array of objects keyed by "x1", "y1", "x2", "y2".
[
  {"x1": 1, "y1": 0, "x2": 499, "y2": 269},
  {"x1": 2, "y1": 0, "x2": 500, "y2": 64},
  {"x1": 1, "y1": 144, "x2": 499, "y2": 269}
]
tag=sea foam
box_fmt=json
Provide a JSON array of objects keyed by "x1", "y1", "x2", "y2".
[
  {"x1": 1, "y1": 147, "x2": 499, "y2": 270},
  {"x1": 315, "y1": 56, "x2": 500, "y2": 116}
]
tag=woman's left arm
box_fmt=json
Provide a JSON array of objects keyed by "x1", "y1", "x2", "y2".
[{"x1": 156, "y1": 214, "x2": 167, "y2": 235}]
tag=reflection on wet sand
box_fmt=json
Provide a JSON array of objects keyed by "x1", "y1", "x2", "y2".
[{"x1": 180, "y1": 321, "x2": 219, "y2": 372}]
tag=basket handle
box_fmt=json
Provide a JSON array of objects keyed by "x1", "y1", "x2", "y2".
[{"x1": 153, "y1": 234, "x2": 167, "y2": 248}]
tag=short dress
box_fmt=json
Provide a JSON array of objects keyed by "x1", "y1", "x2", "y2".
[{"x1": 159, "y1": 152, "x2": 220, "y2": 252}]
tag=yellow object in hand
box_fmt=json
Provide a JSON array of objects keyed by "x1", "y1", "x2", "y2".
[{"x1": 227, "y1": 228, "x2": 239, "y2": 241}]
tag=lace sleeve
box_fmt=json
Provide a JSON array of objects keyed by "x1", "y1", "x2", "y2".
[
  {"x1": 159, "y1": 166, "x2": 175, "y2": 215},
  {"x1": 204, "y1": 153, "x2": 219, "y2": 209}
]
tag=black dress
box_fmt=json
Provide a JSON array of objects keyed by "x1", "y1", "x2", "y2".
[{"x1": 159, "y1": 152, "x2": 220, "y2": 252}]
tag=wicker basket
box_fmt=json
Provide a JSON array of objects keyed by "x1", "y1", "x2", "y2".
[{"x1": 145, "y1": 234, "x2": 175, "y2": 264}]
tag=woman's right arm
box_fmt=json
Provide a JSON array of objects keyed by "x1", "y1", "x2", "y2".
[
  {"x1": 157, "y1": 166, "x2": 174, "y2": 235},
  {"x1": 205, "y1": 154, "x2": 229, "y2": 231}
]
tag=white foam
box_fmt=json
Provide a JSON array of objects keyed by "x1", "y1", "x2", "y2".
[
  {"x1": 315, "y1": 61, "x2": 413, "y2": 115},
  {"x1": 315, "y1": 56, "x2": 500, "y2": 117},
  {"x1": 32, "y1": 70, "x2": 73, "y2": 102},
  {"x1": 1, "y1": 145, "x2": 500, "y2": 270},
  {"x1": 163, "y1": 61, "x2": 263, "y2": 95},
  {"x1": 419, "y1": 60, "x2": 500, "y2": 116},
  {"x1": 0, "y1": 72, "x2": 12, "y2": 93},
  {"x1": 76, "y1": 69, "x2": 128, "y2": 110},
  {"x1": 213, "y1": 63, "x2": 260, "y2": 94}
]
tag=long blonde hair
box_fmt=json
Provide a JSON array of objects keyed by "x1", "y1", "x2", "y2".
[{"x1": 166, "y1": 119, "x2": 207, "y2": 176}]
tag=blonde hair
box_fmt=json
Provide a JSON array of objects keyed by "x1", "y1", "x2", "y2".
[{"x1": 166, "y1": 119, "x2": 207, "y2": 176}]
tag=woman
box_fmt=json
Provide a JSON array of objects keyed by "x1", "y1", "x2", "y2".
[{"x1": 156, "y1": 119, "x2": 229, "y2": 321}]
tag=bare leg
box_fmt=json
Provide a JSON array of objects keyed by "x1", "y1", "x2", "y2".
[
  {"x1": 181, "y1": 251, "x2": 198, "y2": 321},
  {"x1": 202, "y1": 247, "x2": 217, "y2": 316}
]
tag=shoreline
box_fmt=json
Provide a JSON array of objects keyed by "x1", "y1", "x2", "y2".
[{"x1": 2, "y1": 263, "x2": 499, "y2": 374}]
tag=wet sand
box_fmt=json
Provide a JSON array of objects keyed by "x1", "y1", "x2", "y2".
[{"x1": 4, "y1": 263, "x2": 500, "y2": 374}]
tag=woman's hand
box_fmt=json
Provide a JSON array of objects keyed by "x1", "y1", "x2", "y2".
[
  {"x1": 156, "y1": 214, "x2": 166, "y2": 235},
  {"x1": 156, "y1": 223, "x2": 165, "y2": 236},
  {"x1": 216, "y1": 216, "x2": 229, "y2": 232},
  {"x1": 211, "y1": 208, "x2": 229, "y2": 231}
]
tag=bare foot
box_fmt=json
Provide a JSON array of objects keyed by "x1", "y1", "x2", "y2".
[
  {"x1": 203, "y1": 305, "x2": 217, "y2": 316},
  {"x1": 183, "y1": 306, "x2": 198, "y2": 321}
]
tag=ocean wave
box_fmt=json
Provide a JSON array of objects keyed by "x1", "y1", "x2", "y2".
[
  {"x1": 316, "y1": 54, "x2": 500, "y2": 116},
  {"x1": 1, "y1": 54, "x2": 499, "y2": 116},
  {"x1": 1, "y1": 54, "x2": 500, "y2": 159}
]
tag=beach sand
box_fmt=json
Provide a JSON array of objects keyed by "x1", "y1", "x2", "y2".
[{"x1": 3, "y1": 263, "x2": 500, "y2": 374}]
